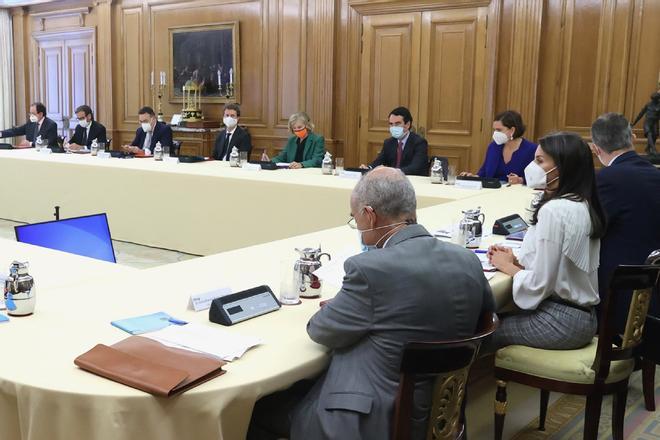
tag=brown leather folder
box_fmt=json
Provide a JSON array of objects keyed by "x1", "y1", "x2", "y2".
[{"x1": 74, "y1": 336, "x2": 226, "y2": 397}]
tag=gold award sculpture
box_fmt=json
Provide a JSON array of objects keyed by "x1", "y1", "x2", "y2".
[{"x1": 182, "y1": 80, "x2": 203, "y2": 121}]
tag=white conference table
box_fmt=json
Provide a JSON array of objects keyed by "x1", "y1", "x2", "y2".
[
  {"x1": 0, "y1": 149, "x2": 485, "y2": 255},
  {"x1": 0, "y1": 184, "x2": 535, "y2": 440}
]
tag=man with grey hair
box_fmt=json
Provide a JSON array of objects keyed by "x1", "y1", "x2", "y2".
[
  {"x1": 591, "y1": 112, "x2": 660, "y2": 332},
  {"x1": 248, "y1": 167, "x2": 494, "y2": 439}
]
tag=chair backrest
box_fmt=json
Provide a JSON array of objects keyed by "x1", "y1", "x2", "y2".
[
  {"x1": 105, "y1": 138, "x2": 112, "y2": 151},
  {"x1": 592, "y1": 264, "x2": 660, "y2": 383},
  {"x1": 428, "y1": 156, "x2": 449, "y2": 179},
  {"x1": 171, "y1": 140, "x2": 182, "y2": 157},
  {"x1": 0, "y1": 143, "x2": 13, "y2": 150},
  {"x1": 392, "y1": 311, "x2": 499, "y2": 440},
  {"x1": 640, "y1": 250, "x2": 660, "y2": 361}
]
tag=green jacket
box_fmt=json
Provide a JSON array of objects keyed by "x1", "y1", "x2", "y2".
[{"x1": 271, "y1": 132, "x2": 326, "y2": 168}]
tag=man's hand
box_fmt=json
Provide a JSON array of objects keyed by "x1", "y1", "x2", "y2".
[{"x1": 290, "y1": 162, "x2": 303, "y2": 169}]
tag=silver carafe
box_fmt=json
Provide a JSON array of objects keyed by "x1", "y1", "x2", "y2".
[
  {"x1": 4, "y1": 261, "x2": 36, "y2": 316},
  {"x1": 458, "y1": 208, "x2": 485, "y2": 248},
  {"x1": 294, "y1": 246, "x2": 331, "y2": 298}
]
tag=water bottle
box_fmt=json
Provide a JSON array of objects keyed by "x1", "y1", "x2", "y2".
[
  {"x1": 229, "y1": 146, "x2": 240, "y2": 167},
  {"x1": 90, "y1": 139, "x2": 99, "y2": 156},
  {"x1": 35, "y1": 135, "x2": 43, "y2": 151},
  {"x1": 322, "y1": 152, "x2": 333, "y2": 175},
  {"x1": 430, "y1": 158, "x2": 443, "y2": 184},
  {"x1": 154, "y1": 141, "x2": 163, "y2": 161}
]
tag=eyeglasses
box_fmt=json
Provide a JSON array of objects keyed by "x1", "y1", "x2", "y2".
[{"x1": 347, "y1": 206, "x2": 374, "y2": 229}]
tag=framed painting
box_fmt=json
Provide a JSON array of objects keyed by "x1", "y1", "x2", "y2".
[{"x1": 168, "y1": 22, "x2": 240, "y2": 103}]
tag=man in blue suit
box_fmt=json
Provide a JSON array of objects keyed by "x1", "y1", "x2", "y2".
[
  {"x1": 0, "y1": 102, "x2": 58, "y2": 148},
  {"x1": 122, "y1": 106, "x2": 172, "y2": 153},
  {"x1": 591, "y1": 112, "x2": 660, "y2": 332}
]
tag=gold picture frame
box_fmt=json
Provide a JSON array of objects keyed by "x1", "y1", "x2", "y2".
[{"x1": 168, "y1": 22, "x2": 240, "y2": 103}]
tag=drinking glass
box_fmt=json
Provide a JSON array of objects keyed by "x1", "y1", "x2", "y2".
[
  {"x1": 239, "y1": 151, "x2": 248, "y2": 167},
  {"x1": 446, "y1": 165, "x2": 457, "y2": 185},
  {"x1": 334, "y1": 157, "x2": 344, "y2": 175},
  {"x1": 279, "y1": 258, "x2": 301, "y2": 305}
]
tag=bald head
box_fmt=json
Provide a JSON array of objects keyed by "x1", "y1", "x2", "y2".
[{"x1": 351, "y1": 166, "x2": 417, "y2": 221}]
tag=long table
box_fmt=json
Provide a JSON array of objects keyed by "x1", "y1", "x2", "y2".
[
  {"x1": 0, "y1": 184, "x2": 535, "y2": 440},
  {"x1": 0, "y1": 149, "x2": 486, "y2": 255}
]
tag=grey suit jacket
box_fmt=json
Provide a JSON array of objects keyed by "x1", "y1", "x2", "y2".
[{"x1": 290, "y1": 224, "x2": 494, "y2": 440}]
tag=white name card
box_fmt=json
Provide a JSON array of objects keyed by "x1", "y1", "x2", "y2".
[
  {"x1": 242, "y1": 163, "x2": 261, "y2": 171},
  {"x1": 38, "y1": 148, "x2": 52, "y2": 155},
  {"x1": 455, "y1": 179, "x2": 482, "y2": 190},
  {"x1": 97, "y1": 151, "x2": 111, "y2": 159},
  {"x1": 164, "y1": 156, "x2": 179, "y2": 164},
  {"x1": 187, "y1": 287, "x2": 233, "y2": 312},
  {"x1": 339, "y1": 170, "x2": 363, "y2": 180}
]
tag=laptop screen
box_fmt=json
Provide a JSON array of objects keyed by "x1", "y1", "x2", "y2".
[{"x1": 15, "y1": 213, "x2": 117, "y2": 263}]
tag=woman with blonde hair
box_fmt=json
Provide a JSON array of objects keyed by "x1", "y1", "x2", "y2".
[{"x1": 270, "y1": 112, "x2": 326, "y2": 168}]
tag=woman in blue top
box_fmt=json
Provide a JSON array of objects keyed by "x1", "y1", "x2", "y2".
[{"x1": 462, "y1": 110, "x2": 537, "y2": 184}]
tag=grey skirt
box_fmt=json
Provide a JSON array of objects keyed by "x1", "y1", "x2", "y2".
[{"x1": 492, "y1": 299, "x2": 598, "y2": 350}]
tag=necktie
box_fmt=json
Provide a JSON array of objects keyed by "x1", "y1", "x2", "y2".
[
  {"x1": 81, "y1": 129, "x2": 87, "y2": 146},
  {"x1": 143, "y1": 132, "x2": 151, "y2": 150},
  {"x1": 395, "y1": 141, "x2": 403, "y2": 168},
  {"x1": 223, "y1": 133, "x2": 231, "y2": 160}
]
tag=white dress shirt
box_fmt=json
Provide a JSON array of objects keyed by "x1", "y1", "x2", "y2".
[{"x1": 512, "y1": 198, "x2": 601, "y2": 310}]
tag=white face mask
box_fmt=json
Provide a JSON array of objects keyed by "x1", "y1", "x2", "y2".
[
  {"x1": 29, "y1": 114, "x2": 39, "y2": 123},
  {"x1": 223, "y1": 117, "x2": 238, "y2": 129},
  {"x1": 524, "y1": 161, "x2": 557, "y2": 189},
  {"x1": 78, "y1": 119, "x2": 89, "y2": 129},
  {"x1": 389, "y1": 126, "x2": 405, "y2": 139},
  {"x1": 141, "y1": 122, "x2": 152, "y2": 132},
  {"x1": 492, "y1": 130, "x2": 510, "y2": 145},
  {"x1": 356, "y1": 221, "x2": 407, "y2": 251}
]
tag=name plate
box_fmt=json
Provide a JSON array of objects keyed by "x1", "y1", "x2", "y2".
[
  {"x1": 38, "y1": 148, "x2": 52, "y2": 155},
  {"x1": 242, "y1": 163, "x2": 262, "y2": 171},
  {"x1": 163, "y1": 156, "x2": 179, "y2": 164},
  {"x1": 187, "y1": 287, "x2": 232, "y2": 312},
  {"x1": 455, "y1": 179, "x2": 482, "y2": 190},
  {"x1": 97, "y1": 151, "x2": 111, "y2": 159},
  {"x1": 339, "y1": 170, "x2": 363, "y2": 180}
]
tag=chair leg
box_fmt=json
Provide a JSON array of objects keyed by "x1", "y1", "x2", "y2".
[
  {"x1": 583, "y1": 393, "x2": 603, "y2": 440},
  {"x1": 494, "y1": 380, "x2": 507, "y2": 440},
  {"x1": 642, "y1": 359, "x2": 656, "y2": 411},
  {"x1": 612, "y1": 385, "x2": 628, "y2": 440},
  {"x1": 538, "y1": 389, "x2": 550, "y2": 431}
]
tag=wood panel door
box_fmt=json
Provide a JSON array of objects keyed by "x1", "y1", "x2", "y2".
[
  {"x1": 418, "y1": 7, "x2": 489, "y2": 172},
  {"x1": 358, "y1": 6, "x2": 490, "y2": 171},
  {"x1": 358, "y1": 13, "x2": 421, "y2": 166},
  {"x1": 33, "y1": 28, "x2": 96, "y2": 137}
]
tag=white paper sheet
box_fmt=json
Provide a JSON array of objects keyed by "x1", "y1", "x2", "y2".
[
  {"x1": 144, "y1": 322, "x2": 262, "y2": 361},
  {"x1": 311, "y1": 248, "x2": 358, "y2": 287}
]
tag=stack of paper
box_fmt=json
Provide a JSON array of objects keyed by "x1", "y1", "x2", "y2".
[{"x1": 144, "y1": 322, "x2": 262, "y2": 362}]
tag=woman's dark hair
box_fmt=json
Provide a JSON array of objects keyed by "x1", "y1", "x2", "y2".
[
  {"x1": 530, "y1": 131, "x2": 606, "y2": 238},
  {"x1": 494, "y1": 110, "x2": 526, "y2": 139}
]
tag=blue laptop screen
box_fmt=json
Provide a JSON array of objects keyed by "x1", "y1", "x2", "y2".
[{"x1": 15, "y1": 213, "x2": 117, "y2": 263}]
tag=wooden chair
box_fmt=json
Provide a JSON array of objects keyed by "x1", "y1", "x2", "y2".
[
  {"x1": 639, "y1": 249, "x2": 660, "y2": 411},
  {"x1": 392, "y1": 311, "x2": 499, "y2": 440},
  {"x1": 493, "y1": 264, "x2": 660, "y2": 440},
  {"x1": 171, "y1": 140, "x2": 182, "y2": 157}
]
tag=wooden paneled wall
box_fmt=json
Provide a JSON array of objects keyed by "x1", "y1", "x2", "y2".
[{"x1": 8, "y1": 0, "x2": 660, "y2": 169}]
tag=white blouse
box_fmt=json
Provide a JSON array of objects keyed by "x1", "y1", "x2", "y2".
[{"x1": 512, "y1": 198, "x2": 601, "y2": 310}]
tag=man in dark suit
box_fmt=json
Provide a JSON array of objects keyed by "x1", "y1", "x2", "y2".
[
  {"x1": 68, "y1": 105, "x2": 107, "y2": 150},
  {"x1": 0, "y1": 102, "x2": 58, "y2": 148},
  {"x1": 360, "y1": 106, "x2": 429, "y2": 176},
  {"x1": 248, "y1": 167, "x2": 494, "y2": 440},
  {"x1": 122, "y1": 106, "x2": 172, "y2": 153},
  {"x1": 212, "y1": 103, "x2": 252, "y2": 160},
  {"x1": 591, "y1": 112, "x2": 660, "y2": 332}
]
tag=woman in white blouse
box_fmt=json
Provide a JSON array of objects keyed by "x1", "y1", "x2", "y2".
[{"x1": 488, "y1": 132, "x2": 607, "y2": 349}]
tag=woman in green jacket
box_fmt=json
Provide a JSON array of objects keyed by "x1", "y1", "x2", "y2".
[{"x1": 271, "y1": 112, "x2": 326, "y2": 168}]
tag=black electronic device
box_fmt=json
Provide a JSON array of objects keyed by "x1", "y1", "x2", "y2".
[
  {"x1": 209, "y1": 285, "x2": 280, "y2": 326},
  {"x1": 492, "y1": 214, "x2": 528, "y2": 235},
  {"x1": 343, "y1": 167, "x2": 369, "y2": 174},
  {"x1": 249, "y1": 160, "x2": 278, "y2": 170},
  {"x1": 481, "y1": 177, "x2": 502, "y2": 188},
  {"x1": 110, "y1": 151, "x2": 134, "y2": 158},
  {"x1": 178, "y1": 155, "x2": 205, "y2": 163}
]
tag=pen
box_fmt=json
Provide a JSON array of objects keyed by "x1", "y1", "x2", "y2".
[
  {"x1": 473, "y1": 249, "x2": 488, "y2": 254},
  {"x1": 168, "y1": 317, "x2": 188, "y2": 325}
]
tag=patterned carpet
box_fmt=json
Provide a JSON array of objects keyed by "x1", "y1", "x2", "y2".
[{"x1": 512, "y1": 368, "x2": 660, "y2": 439}]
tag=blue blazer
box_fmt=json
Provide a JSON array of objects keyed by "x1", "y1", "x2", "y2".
[
  {"x1": 477, "y1": 138, "x2": 537, "y2": 181},
  {"x1": 597, "y1": 151, "x2": 660, "y2": 331},
  {"x1": 130, "y1": 121, "x2": 173, "y2": 150},
  {"x1": 369, "y1": 131, "x2": 429, "y2": 176},
  {"x1": 1, "y1": 117, "x2": 59, "y2": 147}
]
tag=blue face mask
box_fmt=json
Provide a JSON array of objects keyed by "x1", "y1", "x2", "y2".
[
  {"x1": 389, "y1": 126, "x2": 405, "y2": 139},
  {"x1": 358, "y1": 231, "x2": 377, "y2": 252}
]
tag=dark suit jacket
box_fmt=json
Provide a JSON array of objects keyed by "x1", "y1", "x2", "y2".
[
  {"x1": 369, "y1": 131, "x2": 429, "y2": 176},
  {"x1": 1, "y1": 117, "x2": 58, "y2": 147},
  {"x1": 69, "y1": 121, "x2": 107, "y2": 147},
  {"x1": 212, "y1": 125, "x2": 252, "y2": 160},
  {"x1": 291, "y1": 224, "x2": 494, "y2": 440},
  {"x1": 130, "y1": 121, "x2": 173, "y2": 150},
  {"x1": 597, "y1": 150, "x2": 660, "y2": 331}
]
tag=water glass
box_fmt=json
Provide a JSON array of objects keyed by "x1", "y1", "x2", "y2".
[
  {"x1": 279, "y1": 258, "x2": 301, "y2": 305},
  {"x1": 163, "y1": 145, "x2": 170, "y2": 158},
  {"x1": 446, "y1": 165, "x2": 457, "y2": 185},
  {"x1": 334, "y1": 157, "x2": 344, "y2": 175},
  {"x1": 239, "y1": 151, "x2": 248, "y2": 167}
]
